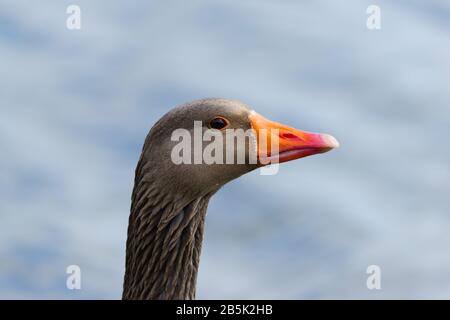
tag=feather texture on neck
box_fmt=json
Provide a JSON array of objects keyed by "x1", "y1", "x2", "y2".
[{"x1": 122, "y1": 155, "x2": 214, "y2": 300}]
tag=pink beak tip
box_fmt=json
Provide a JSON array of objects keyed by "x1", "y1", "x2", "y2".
[{"x1": 321, "y1": 134, "x2": 340, "y2": 149}]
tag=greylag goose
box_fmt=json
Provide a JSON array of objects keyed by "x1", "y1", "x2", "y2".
[{"x1": 122, "y1": 98, "x2": 339, "y2": 299}]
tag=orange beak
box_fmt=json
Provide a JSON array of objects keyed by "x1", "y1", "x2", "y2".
[{"x1": 249, "y1": 112, "x2": 339, "y2": 165}]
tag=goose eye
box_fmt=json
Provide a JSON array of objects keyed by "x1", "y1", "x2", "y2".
[{"x1": 209, "y1": 117, "x2": 229, "y2": 130}]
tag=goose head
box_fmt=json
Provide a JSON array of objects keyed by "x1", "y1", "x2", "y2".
[{"x1": 138, "y1": 98, "x2": 339, "y2": 197}]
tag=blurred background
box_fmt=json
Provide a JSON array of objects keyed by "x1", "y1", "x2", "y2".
[{"x1": 1, "y1": 0, "x2": 449, "y2": 299}]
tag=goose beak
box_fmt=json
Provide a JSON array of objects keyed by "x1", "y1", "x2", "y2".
[{"x1": 249, "y1": 112, "x2": 339, "y2": 164}]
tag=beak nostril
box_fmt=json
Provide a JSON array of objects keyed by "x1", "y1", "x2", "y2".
[{"x1": 280, "y1": 132, "x2": 302, "y2": 141}]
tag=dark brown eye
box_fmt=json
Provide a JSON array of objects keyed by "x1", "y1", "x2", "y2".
[{"x1": 209, "y1": 117, "x2": 229, "y2": 130}]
